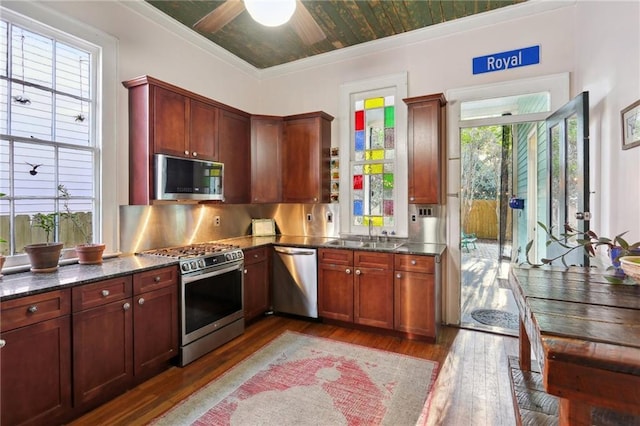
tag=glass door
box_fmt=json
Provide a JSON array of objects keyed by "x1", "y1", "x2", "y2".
[{"x1": 545, "y1": 92, "x2": 590, "y2": 266}]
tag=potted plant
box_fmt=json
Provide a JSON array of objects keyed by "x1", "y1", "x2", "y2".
[
  {"x1": 58, "y1": 184, "x2": 105, "y2": 264},
  {"x1": 526, "y1": 221, "x2": 640, "y2": 276},
  {"x1": 25, "y1": 211, "x2": 64, "y2": 272}
]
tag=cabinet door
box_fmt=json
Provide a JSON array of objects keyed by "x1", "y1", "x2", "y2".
[
  {"x1": 133, "y1": 285, "x2": 179, "y2": 383},
  {"x1": 243, "y1": 259, "x2": 270, "y2": 321},
  {"x1": 394, "y1": 271, "x2": 436, "y2": 337},
  {"x1": 1, "y1": 316, "x2": 72, "y2": 426},
  {"x1": 73, "y1": 299, "x2": 133, "y2": 411},
  {"x1": 251, "y1": 117, "x2": 282, "y2": 203},
  {"x1": 153, "y1": 86, "x2": 188, "y2": 157},
  {"x1": 354, "y1": 267, "x2": 394, "y2": 329},
  {"x1": 318, "y1": 262, "x2": 354, "y2": 322},
  {"x1": 405, "y1": 94, "x2": 445, "y2": 204},
  {"x1": 282, "y1": 115, "x2": 331, "y2": 203},
  {"x1": 189, "y1": 99, "x2": 218, "y2": 161},
  {"x1": 218, "y1": 108, "x2": 251, "y2": 203}
]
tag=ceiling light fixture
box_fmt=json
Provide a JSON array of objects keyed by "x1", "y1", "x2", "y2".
[{"x1": 243, "y1": 0, "x2": 296, "y2": 27}]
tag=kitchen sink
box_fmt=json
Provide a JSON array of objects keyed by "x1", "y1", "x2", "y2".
[{"x1": 326, "y1": 239, "x2": 405, "y2": 251}]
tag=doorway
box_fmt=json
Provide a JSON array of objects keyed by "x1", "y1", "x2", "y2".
[{"x1": 459, "y1": 123, "x2": 518, "y2": 335}]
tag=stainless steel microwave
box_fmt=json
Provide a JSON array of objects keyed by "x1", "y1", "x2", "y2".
[{"x1": 155, "y1": 154, "x2": 224, "y2": 201}]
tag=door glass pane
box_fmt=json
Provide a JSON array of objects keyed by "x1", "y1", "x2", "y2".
[
  {"x1": 566, "y1": 114, "x2": 579, "y2": 230},
  {"x1": 550, "y1": 123, "x2": 561, "y2": 236}
]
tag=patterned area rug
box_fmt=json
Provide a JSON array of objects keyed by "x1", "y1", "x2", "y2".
[
  {"x1": 152, "y1": 331, "x2": 438, "y2": 425},
  {"x1": 471, "y1": 309, "x2": 519, "y2": 330}
]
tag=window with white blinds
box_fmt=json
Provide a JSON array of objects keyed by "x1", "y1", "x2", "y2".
[{"x1": 0, "y1": 16, "x2": 99, "y2": 256}]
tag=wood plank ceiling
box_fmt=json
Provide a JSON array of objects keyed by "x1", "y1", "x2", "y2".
[{"x1": 146, "y1": 0, "x2": 526, "y2": 69}]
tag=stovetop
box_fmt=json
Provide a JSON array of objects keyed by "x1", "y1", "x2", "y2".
[
  {"x1": 138, "y1": 242, "x2": 244, "y2": 274},
  {"x1": 139, "y1": 242, "x2": 239, "y2": 259}
]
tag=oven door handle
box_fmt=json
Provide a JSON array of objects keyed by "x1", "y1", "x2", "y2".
[{"x1": 182, "y1": 262, "x2": 242, "y2": 284}]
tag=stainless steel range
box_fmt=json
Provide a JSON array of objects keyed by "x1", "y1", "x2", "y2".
[{"x1": 139, "y1": 242, "x2": 244, "y2": 366}]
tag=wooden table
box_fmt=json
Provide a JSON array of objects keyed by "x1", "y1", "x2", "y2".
[{"x1": 509, "y1": 266, "x2": 640, "y2": 425}]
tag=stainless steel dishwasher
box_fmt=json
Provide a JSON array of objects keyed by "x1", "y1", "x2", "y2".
[{"x1": 272, "y1": 246, "x2": 318, "y2": 318}]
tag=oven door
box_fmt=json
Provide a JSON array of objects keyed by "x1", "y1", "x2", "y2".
[{"x1": 181, "y1": 262, "x2": 244, "y2": 345}]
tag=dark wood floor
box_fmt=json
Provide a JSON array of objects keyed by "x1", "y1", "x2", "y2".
[{"x1": 69, "y1": 316, "x2": 519, "y2": 426}]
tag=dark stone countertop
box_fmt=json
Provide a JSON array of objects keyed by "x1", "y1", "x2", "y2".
[
  {"x1": 1, "y1": 235, "x2": 446, "y2": 302},
  {"x1": 0, "y1": 255, "x2": 179, "y2": 301},
  {"x1": 222, "y1": 235, "x2": 447, "y2": 256}
]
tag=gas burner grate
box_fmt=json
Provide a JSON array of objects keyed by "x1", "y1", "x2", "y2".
[{"x1": 140, "y1": 242, "x2": 239, "y2": 259}]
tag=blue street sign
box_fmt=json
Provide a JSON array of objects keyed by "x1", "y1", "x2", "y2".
[{"x1": 473, "y1": 45, "x2": 540, "y2": 75}]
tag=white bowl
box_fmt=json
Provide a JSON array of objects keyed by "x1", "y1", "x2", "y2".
[{"x1": 620, "y1": 256, "x2": 640, "y2": 284}]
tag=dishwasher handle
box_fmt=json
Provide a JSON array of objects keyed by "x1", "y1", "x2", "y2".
[{"x1": 274, "y1": 246, "x2": 316, "y2": 256}]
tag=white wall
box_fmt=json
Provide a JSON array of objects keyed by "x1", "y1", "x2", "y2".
[
  {"x1": 5, "y1": 0, "x2": 638, "y2": 248},
  {"x1": 575, "y1": 0, "x2": 640, "y2": 244}
]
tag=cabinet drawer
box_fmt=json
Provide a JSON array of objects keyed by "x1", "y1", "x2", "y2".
[
  {"x1": 354, "y1": 251, "x2": 393, "y2": 269},
  {"x1": 73, "y1": 276, "x2": 133, "y2": 312},
  {"x1": 1, "y1": 289, "x2": 71, "y2": 332},
  {"x1": 133, "y1": 266, "x2": 178, "y2": 295},
  {"x1": 319, "y1": 248, "x2": 353, "y2": 266},
  {"x1": 394, "y1": 254, "x2": 435, "y2": 273},
  {"x1": 244, "y1": 247, "x2": 269, "y2": 265}
]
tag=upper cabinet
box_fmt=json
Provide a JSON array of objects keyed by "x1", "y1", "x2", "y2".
[
  {"x1": 251, "y1": 116, "x2": 283, "y2": 203},
  {"x1": 404, "y1": 94, "x2": 447, "y2": 204},
  {"x1": 282, "y1": 112, "x2": 333, "y2": 203},
  {"x1": 123, "y1": 76, "x2": 331, "y2": 205},
  {"x1": 218, "y1": 108, "x2": 251, "y2": 204},
  {"x1": 123, "y1": 76, "x2": 246, "y2": 205}
]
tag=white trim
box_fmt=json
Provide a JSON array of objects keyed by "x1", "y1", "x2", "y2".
[
  {"x1": 338, "y1": 73, "x2": 408, "y2": 238},
  {"x1": 443, "y1": 72, "x2": 570, "y2": 326},
  {"x1": 2, "y1": 2, "x2": 119, "y2": 257},
  {"x1": 121, "y1": 0, "x2": 573, "y2": 80}
]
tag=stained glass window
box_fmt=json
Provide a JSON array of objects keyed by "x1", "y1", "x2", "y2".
[{"x1": 352, "y1": 96, "x2": 395, "y2": 228}]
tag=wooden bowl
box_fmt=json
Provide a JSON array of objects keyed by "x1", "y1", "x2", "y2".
[{"x1": 620, "y1": 256, "x2": 640, "y2": 284}]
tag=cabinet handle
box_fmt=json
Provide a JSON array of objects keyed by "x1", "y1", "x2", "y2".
[
  {"x1": 138, "y1": 298, "x2": 145, "y2": 306},
  {"x1": 396, "y1": 273, "x2": 402, "y2": 279},
  {"x1": 27, "y1": 305, "x2": 38, "y2": 313},
  {"x1": 101, "y1": 289, "x2": 110, "y2": 297},
  {"x1": 410, "y1": 196, "x2": 415, "y2": 201},
  {"x1": 123, "y1": 302, "x2": 131, "y2": 311},
  {"x1": 411, "y1": 259, "x2": 417, "y2": 265},
  {"x1": 154, "y1": 276, "x2": 161, "y2": 282},
  {"x1": 184, "y1": 150, "x2": 189, "y2": 155},
  {"x1": 192, "y1": 151, "x2": 198, "y2": 157},
  {"x1": 0, "y1": 339, "x2": 5, "y2": 348},
  {"x1": 345, "y1": 268, "x2": 351, "y2": 274},
  {"x1": 244, "y1": 269, "x2": 248, "y2": 274},
  {"x1": 253, "y1": 254, "x2": 259, "y2": 258},
  {"x1": 355, "y1": 269, "x2": 361, "y2": 275}
]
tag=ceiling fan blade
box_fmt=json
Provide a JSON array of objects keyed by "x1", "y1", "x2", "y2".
[
  {"x1": 290, "y1": 0, "x2": 326, "y2": 45},
  {"x1": 193, "y1": 0, "x2": 245, "y2": 33}
]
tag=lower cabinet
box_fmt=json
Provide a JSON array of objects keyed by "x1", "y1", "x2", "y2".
[
  {"x1": 0, "y1": 290, "x2": 72, "y2": 426},
  {"x1": 0, "y1": 266, "x2": 179, "y2": 424},
  {"x1": 319, "y1": 248, "x2": 440, "y2": 339},
  {"x1": 394, "y1": 254, "x2": 438, "y2": 339},
  {"x1": 318, "y1": 249, "x2": 394, "y2": 330},
  {"x1": 72, "y1": 276, "x2": 134, "y2": 412},
  {"x1": 243, "y1": 247, "x2": 271, "y2": 322}
]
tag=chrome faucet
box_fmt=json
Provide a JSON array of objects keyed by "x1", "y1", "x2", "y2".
[
  {"x1": 368, "y1": 218, "x2": 374, "y2": 241},
  {"x1": 381, "y1": 230, "x2": 388, "y2": 242}
]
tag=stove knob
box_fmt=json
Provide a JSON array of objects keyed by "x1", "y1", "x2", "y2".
[
  {"x1": 225, "y1": 253, "x2": 232, "y2": 261},
  {"x1": 181, "y1": 263, "x2": 190, "y2": 272},
  {"x1": 190, "y1": 261, "x2": 197, "y2": 270},
  {"x1": 198, "y1": 259, "x2": 205, "y2": 268}
]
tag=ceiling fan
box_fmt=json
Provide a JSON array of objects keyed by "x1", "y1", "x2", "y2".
[{"x1": 193, "y1": 0, "x2": 326, "y2": 45}]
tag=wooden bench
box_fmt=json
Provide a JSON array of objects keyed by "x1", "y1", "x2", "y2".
[{"x1": 508, "y1": 266, "x2": 640, "y2": 425}]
